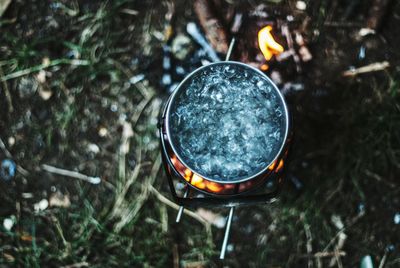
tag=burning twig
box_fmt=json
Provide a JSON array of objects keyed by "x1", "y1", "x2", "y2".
[
  {"x1": 186, "y1": 22, "x2": 220, "y2": 62},
  {"x1": 41, "y1": 164, "x2": 101, "y2": 184},
  {"x1": 342, "y1": 61, "x2": 390, "y2": 77},
  {"x1": 193, "y1": 0, "x2": 229, "y2": 54}
]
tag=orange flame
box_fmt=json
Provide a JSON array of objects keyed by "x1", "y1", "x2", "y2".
[
  {"x1": 276, "y1": 159, "x2": 284, "y2": 173},
  {"x1": 170, "y1": 154, "x2": 281, "y2": 194},
  {"x1": 258, "y1": 25, "x2": 284, "y2": 61},
  {"x1": 268, "y1": 159, "x2": 284, "y2": 173},
  {"x1": 171, "y1": 155, "x2": 225, "y2": 193}
]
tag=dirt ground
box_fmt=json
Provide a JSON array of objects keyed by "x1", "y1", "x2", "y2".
[{"x1": 0, "y1": 0, "x2": 400, "y2": 267}]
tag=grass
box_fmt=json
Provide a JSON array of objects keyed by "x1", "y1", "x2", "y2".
[{"x1": 1, "y1": 0, "x2": 400, "y2": 267}]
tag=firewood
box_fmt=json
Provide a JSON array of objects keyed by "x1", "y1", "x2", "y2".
[{"x1": 193, "y1": 0, "x2": 229, "y2": 54}]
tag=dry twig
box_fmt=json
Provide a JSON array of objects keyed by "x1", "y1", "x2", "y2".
[
  {"x1": 301, "y1": 214, "x2": 314, "y2": 268},
  {"x1": 297, "y1": 251, "x2": 346, "y2": 258},
  {"x1": 281, "y1": 24, "x2": 302, "y2": 73},
  {"x1": 0, "y1": 66, "x2": 13, "y2": 113},
  {"x1": 172, "y1": 244, "x2": 179, "y2": 268},
  {"x1": 41, "y1": 164, "x2": 101, "y2": 184},
  {"x1": 60, "y1": 262, "x2": 89, "y2": 268},
  {"x1": 342, "y1": 61, "x2": 390, "y2": 77},
  {"x1": 0, "y1": 59, "x2": 89, "y2": 82},
  {"x1": 149, "y1": 185, "x2": 211, "y2": 231}
]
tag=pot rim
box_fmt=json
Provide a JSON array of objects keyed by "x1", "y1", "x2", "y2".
[{"x1": 164, "y1": 61, "x2": 290, "y2": 184}]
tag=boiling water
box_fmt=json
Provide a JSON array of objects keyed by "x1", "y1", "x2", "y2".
[{"x1": 168, "y1": 63, "x2": 286, "y2": 182}]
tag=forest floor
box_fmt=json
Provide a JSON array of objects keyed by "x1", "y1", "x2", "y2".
[{"x1": 0, "y1": 0, "x2": 400, "y2": 267}]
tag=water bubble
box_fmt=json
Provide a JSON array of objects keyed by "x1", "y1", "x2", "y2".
[
  {"x1": 223, "y1": 66, "x2": 235, "y2": 78},
  {"x1": 275, "y1": 108, "x2": 282, "y2": 117}
]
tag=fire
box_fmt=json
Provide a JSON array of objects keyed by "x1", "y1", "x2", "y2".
[
  {"x1": 191, "y1": 173, "x2": 206, "y2": 189},
  {"x1": 268, "y1": 159, "x2": 284, "y2": 173},
  {"x1": 258, "y1": 25, "x2": 284, "y2": 61},
  {"x1": 206, "y1": 181, "x2": 224, "y2": 192},
  {"x1": 171, "y1": 155, "x2": 225, "y2": 193},
  {"x1": 172, "y1": 153, "x2": 285, "y2": 194},
  {"x1": 276, "y1": 159, "x2": 284, "y2": 172}
]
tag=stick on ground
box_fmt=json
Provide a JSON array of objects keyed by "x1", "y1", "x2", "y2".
[
  {"x1": 41, "y1": 164, "x2": 101, "y2": 184},
  {"x1": 342, "y1": 61, "x2": 390, "y2": 77}
]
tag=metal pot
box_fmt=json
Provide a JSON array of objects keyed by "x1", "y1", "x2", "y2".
[{"x1": 159, "y1": 61, "x2": 291, "y2": 207}]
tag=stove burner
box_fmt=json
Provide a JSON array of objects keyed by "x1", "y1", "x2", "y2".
[
  {"x1": 159, "y1": 40, "x2": 292, "y2": 260},
  {"x1": 166, "y1": 62, "x2": 288, "y2": 183}
]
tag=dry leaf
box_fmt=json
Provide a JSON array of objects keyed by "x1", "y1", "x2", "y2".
[
  {"x1": 36, "y1": 70, "x2": 46, "y2": 83},
  {"x1": 196, "y1": 208, "x2": 225, "y2": 228},
  {"x1": 49, "y1": 192, "x2": 71, "y2": 208},
  {"x1": 34, "y1": 199, "x2": 49, "y2": 212},
  {"x1": 2, "y1": 252, "x2": 15, "y2": 262},
  {"x1": 38, "y1": 87, "x2": 53, "y2": 100}
]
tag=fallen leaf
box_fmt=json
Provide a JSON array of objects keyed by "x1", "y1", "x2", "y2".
[
  {"x1": 36, "y1": 70, "x2": 46, "y2": 83},
  {"x1": 2, "y1": 252, "x2": 15, "y2": 262},
  {"x1": 34, "y1": 199, "x2": 49, "y2": 212},
  {"x1": 49, "y1": 192, "x2": 71, "y2": 208},
  {"x1": 196, "y1": 208, "x2": 225, "y2": 228},
  {"x1": 38, "y1": 87, "x2": 53, "y2": 100},
  {"x1": 20, "y1": 234, "x2": 33, "y2": 242}
]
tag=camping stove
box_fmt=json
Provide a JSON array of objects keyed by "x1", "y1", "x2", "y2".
[{"x1": 159, "y1": 40, "x2": 291, "y2": 259}]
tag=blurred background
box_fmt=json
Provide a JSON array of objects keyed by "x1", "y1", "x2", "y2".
[{"x1": 0, "y1": 0, "x2": 399, "y2": 267}]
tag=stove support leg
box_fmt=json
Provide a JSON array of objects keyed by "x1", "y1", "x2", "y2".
[
  {"x1": 175, "y1": 188, "x2": 189, "y2": 223},
  {"x1": 175, "y1": 205, "x2": 184, "y2": 223},
  {"x1": 225, "y1": 37, "x2": 236, "y2": 61},
  {"x1": 219, "y1": 206, "x2": 235, "y2": 259}
]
